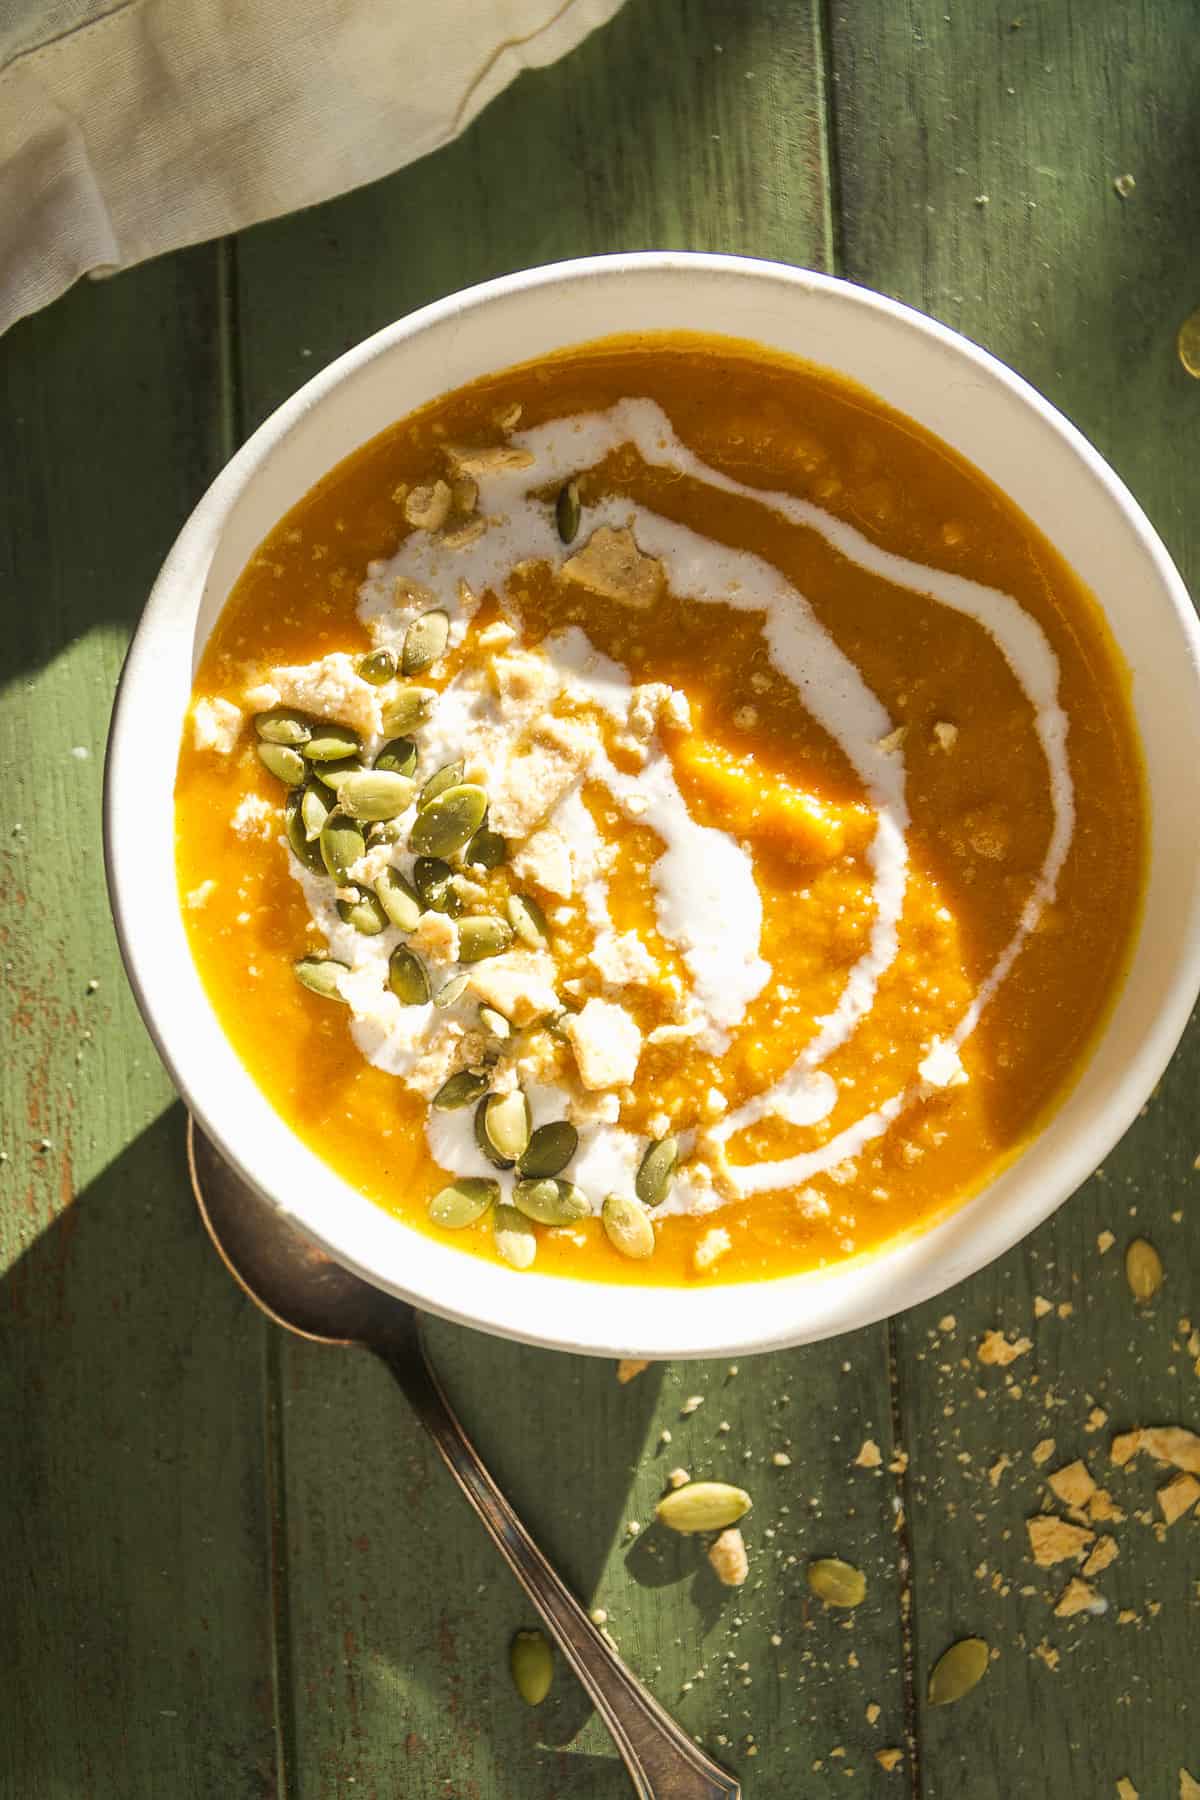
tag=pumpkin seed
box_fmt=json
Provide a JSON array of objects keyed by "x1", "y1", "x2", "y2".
[
  {"x1": 368, "y1": 819, "x2": 405, "y2": 846},
  {"x1": 464, "y1": 826, "x2": 506, "y2": 869},
  {"x1": 388, "y1": 945, "x2": 430, "y2": 1005},
  {"x1": 506, "y1": 893, "x2": 548, "y2": 948},
  {"x1": 402, "y1": 609, "x2": 450, "y2": 674},
  {"x1": 494, "y1": 1204, "x2": 537, "y2": 1271},
  {"x1": 413, "y1": 856, "x2": 463, "y2": 916},
  {"x1": 1125, "y1": 1236, "x2": 1163, "y2": 1301},
  {"x1": 555, "y1": 479, "x2": 581, "y2": 545},
  {"x1": 300, "y1": 781, "x2": 334, "y2": 842},
  {"x1": 459, "y1": 915, "x2": 513, "y2": 963},
  {"x1": 433, "y1": 972, "x2": 471, "y2": 1008},
  {"x1": 319, "y1": 812, "x2": 366, "y2": 884},
  {"x1": 476, "y1": 1090, "x2": 531, "y2": 1167},
  {"x1": 375, "y1": 736, "x2": 418, "y2": 778},
  {"x1": 257, "y1": 741, "x2": 306, "y2": 786},
  {"x1": 375, "y1": 866, "x2": 422, "y2": 931},
  {"x1": 293, "y1": 956, "x2": 348, "y2": 1001},
  {"x1": 285, "y1": 793, "x2": 325, "y2": 873},
  {"x1": 357, "y1": 647, "x2": 397, "y2": 685},
  {"x1": 806, "y1": 1558, "x2": 866, "y2": 1608},
  {"x1": 509, "y1": 1628, "x2": 553, "y2": 1705},
  {"x1": 255, "y1": 707, "x2": 312, "y2": 746},
  {"x1": 312, "y1": 757, "x2": 363, "y2": 793},
  {"x1": 411, "y1": 784, "x2": 488, "y2": 860},
  {"x1": 304, "y1": 723, "x2": 362, "y2": 764},
  {"x1": 513, "y1": 1177, "x2": 590, "y2": 1225},
  {"x1": 337, "y1": 885, "x2": 388, "y2": 936},
  {"x1": 601, "y1": 1194, "x2": 656, "y2": 1260},
  {"x1": 635, "y1": 1137, "x2": 678, "y2": 1209},
  {"x1": 927, "y1": 1637, "x2": 989, "y2": 1707},
  {"x1": 381, "y1": 685, "x2": 436, "y2": 734},
  {"x1": 478, "y1": 1005, "x2": 512, "y2": 1039},
  {"x1": 519, "y1": 1121, "x2": 578, "y2": 1179},
  {"x1": 418, "y1": 760, "x2": 465, "y2": 809},
  {"x1": 337, "y1": 770, "x2": 416, "y2": 821},
  {"x1": 655, "y1": 1482, "x2": 752, "y2": 1534},
  {"x1": 432, "y1": 1069, "x2": 490, "y2": 1110},
  {"x1": 429, "y1": 1176, "x2": 498, "y2": 1230}
]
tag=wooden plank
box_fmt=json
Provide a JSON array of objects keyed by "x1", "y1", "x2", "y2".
[
  {"x1": 232, "y1": 3, "x2": 913, "y2": 1794},
  {"x1": 830, "y1": 3, "x2": 1200, "y2": 1793},
  {"x1": 0, "y1": 250, "x2": 279, "y2": 1796}
]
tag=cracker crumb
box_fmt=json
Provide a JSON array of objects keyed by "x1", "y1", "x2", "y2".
[
  {"x1": 1112, "y1": 1425, "x2": 1200, "y2": 1475},
  {"x1": 560, "y1": 526, "x2": 665, "y2": 610},
  {"x1": 1085, "y1": 1406, "x2": 1109, "y2": 1434},
  {"x1": 978, "y1": 1329, "x2": 1032, "y2": 1366},
  {"x1": 692, "y1": 1227, "x2": 732, "y2": 1275},
  {"x1": 404, "y1": 479, "x2": 453, "y2": 531},
  {"x1": 680, "y1": 1395, "x2": 704, "y2": 1416},
  {"x1": 876, "y1": 1749, "x2": 903, "y2": 1773},
  {"x1": 937, "y1": 1314, "x2": 957, "y2": 1332},
  {"x1": 1047, "y1": 1460, "x2": 1097, "y2": 1510},
  {"x1": 667, "y1": 1468, "x2": 690, "y2": 1489},
  {"x1": 1098, "y1": 1230, "x2": 1116, "y2": 1254},
  {"x1": 988, "y1": 1454, "x2": 1013, "y2": 1489},
  {"x1": 1116, "y1": 1780, "x2": 1139, "y2": 1800},
  {"x1": 1057, "y1": 1301, "x2": 1074, "y2": 1319},
  {"x1": 772, "y1": 1452, "x2": 792, "y2": 1468},
  {"x1": 590, "y1": 1606, "x2": 607, "y2": 1625},
  {"x1": 1032, "y1": 1438, "x2": 1057, "y2": 1467},
  {"x1": 708, "y1": 1528, "x2": 749, "y2": 1587},
  {"x1": 1054, "y1": 1576, "x2": 1104, "y2": 1618},
  {"x1": 617, "y1": 1359, "x2": 648, "y2": 1385},
  {"x1": 855, "y1": 1439, "x2": 883, "y2": 1469},
  {"x1": 1027, "y1": 1515, "x2": 1094, "y2": 1567},
  {"x1": 1113, "y1": 173, "x2": 1136, "y2": 199},
  {"x1": 1082, "y1": 1536, "x2": 1119, "y2": 1578},
  {"x1": 932, "y1": 720, "x2": 958, "y2": 751},
  {"x1": 1033, "y1": 1295, "x2": 1053, "y2": 1318},
  {"x1": 1157, "y1": 1472, "x2": 1200, "y2": 1525},
  {"x1": 1087, "y1": 1489, "x2": 1125, "y2": 1524},
  {"x1": 866, "y1": 1702, "x2": 881, "y2": 1725},
  {"x1": 1034, "y1": 1639, "x2": 1060, "y2": 1671},
  {"x1": 1180, "y1": 1770, "x2": 1200, "y2": 1800}
]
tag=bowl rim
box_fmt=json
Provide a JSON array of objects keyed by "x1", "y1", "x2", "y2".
[{"x1": 104, "y1": 250, "x2": 1200, "y2": 1357}]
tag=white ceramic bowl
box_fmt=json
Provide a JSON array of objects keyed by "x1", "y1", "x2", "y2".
[{"x1": 105, "y1": 253, "x2": 1200, "y2": 1359}]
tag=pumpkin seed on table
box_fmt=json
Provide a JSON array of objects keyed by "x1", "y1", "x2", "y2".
[
  {"x1": 655, "y1": 1482, "x2": 752, "y2": 1534},
  {"x1": 464, "y1": 825, "x2": 506, "y2": 869},
  {"x1": 257, "y1": 741, "x2": 306, "y2": 786},
  {"x1": 413, "y1": 855, "x2": 462, "y2": 916},
  {"x1": 375, "y1": 866, "x2": 422, "y2": 931},
  {"x1": 478, "y1": 1005, "x2": 511, "y2": 1039},
  {"x1": 433, "y1": 971, "x2": 471, "y2": 1008},
  {"x1": 357, "y1": 646, "x2": 397, "y2": 685},
  {"x1": 381, "y1": 685, "x2": 436, "y2": 734},
  {"x1": 555, "y1": 478, "x2": 581, "y2": 545},
  {"x1": 601, "y1": 1194, "x2": 656, "y2": 1260},
  {"x1": 319, "y1": 812, "x2": 366, "y2": 884},
  {"x1": 293, "y1": 956, "x2": 348, "y2": 1001},
  {"x1": 636, "y1": 1136, "x2": 678, "y2": 1209},
  {"x1": 255, "y1": 707, "x2": 312, "y2": 746},
  {"x1": 1125, "y1": 1236, "x2": 1163, "y2": 1301},
  {"x1": 402, "y1": 609, "x2": 450, "y2": 674},
  {"x1": 418, "y1": 760, "x2": 465, "y2": 809},
  {"x1": 311, "y1": 757, "x2": 363, "y2": 793},
  {"x1": 375, "y1": 735, "x2": 418, "y2": 778},
  {"x1": 806, "y1": 1558, "x2": 866, "y2": 1608},
  {"x1": 300, "y1": 781, "x2": 334, "y2": 841},
  {"x1": 513, "y1": 1178, "x2": 590, "y2": 1226},
  {"x1": 388, "y1": 945, "x2": 430, "y2": 1005},
  {"x1": 459, "y1": 915, "x2": 513, "y2": 963},
  {"x1": 509, "y1": 1629, "x2": 553, "y2": 1706},
  {"x1": 475, "y1": 1089, "x2": 531, "y2": 1167},
  {"x1": 494, "y1": 1203, "x2": 537, "y2": 1271},
  {"x1": 507, "y1": 893, "x2": 548, "y2": 948},
  {"x1": 410, "y1": 784, "x2": 488, "y2": 859},
  {"x1": 304, "y1": 722, "x2": 362, "y2": 764},
  {"x1": 519, "y1": 1121, "x2": 578, "y2": 1179},
  {"x1": 285, "y1": 794, "x2": 325, "y2": 873},
  {"x1": 337, "y1": 770, "x2": 416, "y2": 821},
  {"x1": 337, "y1": 885, "x2": 388, "y2": 935},
  {"x1": 428, "y1": 1176, "x2": 498, "y2": 1228},
  {"x1": 927, "y1": 1637, "x2": 989, "y2": 1707},
  {"x1": 432, "y1": 1069, "x2": 490, "y2": 1110}
]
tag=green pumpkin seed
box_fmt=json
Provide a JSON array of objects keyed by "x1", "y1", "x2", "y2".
[
  {"x1": 402, "y1": 609, "x2": 450, "y2": 675},
  {"x1": 433, "y1": 972, "x2": 471, "y2": 1008},
  {"x1": 381, "y1": 686, "x2": 436, "y2": 734},
  {"x1": 429, "y1": 1177, "x2": 498, "y2": 1230},
  {"x1": 388, "y1": 945, "x2": 430, "y2": 1005},
  {"x1": 257, "y1": 741, "x2": 306, "y2": 786},
  {"x1": 519, "y1": 1122, "x2": 579, "y2": 1179},
  {"x1": 475, "y1": 1090, "x2": 531, "y2": 1168},
  {"x1": 337, "y1": 770, "x2": 416, "y2": 821},
  {"x1": 1125, "y1": 1236, "x2": 1163, "y2": 1301},
  {"x1": 655, "y1": 1482, "x2": 752, "y2": 1535},
  {"x1": 458, "y1": 915, "x2": 513, "y2": 963},
  {"x1": 601, "y1": 1194, "x2": 656, "y2": 1260},
  {"x1": 375, "y1": 736, "x2": 418, "y2": 778},
  {"x1": 432, "y1": 1069, "x2": 490, "y2": 1110},
  {"x1": 464, "y1": 826, "x2": 506, "y2": 869},
  {"x1": 478, "y1": 1005, "x2": 512, "y2": 1040},
  {"x1": 319, "y1": 813, "x2": 366, "y2": 884},
  {"x1": 509, "y1": 1628, "x2": 553, "y2": 1705},
  {"x1": 375, "y1": 866, "x2": 422, "y2": 931},
  {"x1": 418, "y1": 760, "x2": 465, "y2": 809},
  {"x1": 293, "y1": 956, "x2": 349, "y2": 1001},
  {"x1": 300, "y1": 781, "x2": 334, "y2": 842},
  {"x1": 285, "y1": 794, "x2": 325, "y2": 873},
  {"x1": 927, "y1": 1637, "x2": 989, "y2": 1707},
  {"x1": 357, "y1": 647, "x2": 397, "y2": 685},
  {"x1": 411, "y1": 784, "x2": 488, "y2": 860},
  {"x1": 255, "y1": 707, "x2": 312, "y2": 746},
  {"x1": 506, "y1": 893, "x2": 548, "y2": 948},
  {"x1": 494, "y1": 1204, "x2": 537, "y2": 1271},
  {"x1": 312, "y1": 757, "x2": 363, "y2": 793},
  {"x1": 413, "y1": 856, "x2": 462, "y2": 917},
  {"x1": 337, "y1": 885, "x2": 388, "y2": 936},
  {"x1": 555, "y1": 479, "x2": 581, "y2": 545},
  {"x1": 304, "y1": 723, "x2": 363, "y2": 764},
  {"x1": 635, "y1": 1137, "x2": 678, "y2": 1209},
  {"x1": 512, "y1": 1177, "x2": 590, "y2": 1225},
  {"x1": 806, "y1": 1558, "x2": 866, "y2": 1609}
]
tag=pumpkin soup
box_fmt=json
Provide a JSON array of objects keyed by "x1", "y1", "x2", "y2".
[{"x1": 175, "y1": 333, "x2": 1145, "y2": 1284}]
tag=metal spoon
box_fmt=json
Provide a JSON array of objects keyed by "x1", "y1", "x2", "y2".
[{"x1": 187, "y1": 1118, "x2": 741, "y2": 1800}]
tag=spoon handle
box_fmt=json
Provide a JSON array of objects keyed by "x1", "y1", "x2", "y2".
[{"x1": 374, "y1": 1328, "x2": 741, "y2": 1800}]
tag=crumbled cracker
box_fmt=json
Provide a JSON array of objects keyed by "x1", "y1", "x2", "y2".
[
  {"x1": 1034, "y1": 1639, "x2": 1060, "y2": 1670},
  {"x1": 404, "y1": 480, "x2": 453, "y2": 531},
  {"x1": 560, "y1": 526, "x2": 665, "y2": 610},
  {"x1": 988, "y1": 1454, "x2": 1013, "y2": 1489},
  {"x1": 1054, "y1": 1577, "x2": 1103, "y2": 1618},
  {"x1": 1032, "y1": 1438, "x2": 1057, "y2": 1467},
  {"x1": 876, "y1": 1749, "x2": 903, "y2": 1773},
  {"x1": 1157, "y1": 1472, "x2": 1200, "y2": 1525},
  {"x1": 932, "y1": 720, "x2": 958, "y2": 751},
  {"x1": 1082, "y1": 1536, "x2": 1119, "y2": 1578},
  {"x1": 978, "y1": 1329, "x2": 1032, "y2": 1366},
  {"x1": 445, "y1": 442, "x2": 534, "y2": 478},
  {"x1": 1180, "y1": 1770, "x2": 1200, "y2": 1800},
  {"x1": 877, "y1": 724, "x2": 908, "y2": 754},
  {"x1": 1097, "y1": 1230, "x2": 1116, "y2": 1254},
  {"x1": 1027, "y1": 1515, "x2": 1094, "y2": 1567},
  {"x1": 617, "y1": 1359, "x2": 648, "y2": 1385},
  {"x1": 1087, "y1": 1489, "x2": 1125, "y2": 1524},
  {"x1": 855, "y1": 1439, "x2": 883, "y2": 1469},
  {"x1": 1116, "y1": 1780, "x2": 1139, "y2": 1800},
  {"x1": 1112, "y1": 1425, "x2": 1200, "y2": 1475},
  {"x1": 708, "y1": 1528, "x2": 749, "y2": 1587},
  {"x1": 680, "y1": 1395, "x2": 704, "y2": 1416},
  {"x1": 1084, "y1": 1407, "x2": 1109, "y2": 1434},
  {"x1": 772, "y1": 1452, "x2": 792, "y2": 1468},
  {"x1": 1048, "y1": 1460, "x2": 1097, "y2": 1510},
  {"x1": 1033, "y1": 1295, "x2": 1053, "y2": 1318},
  {"x1": 866, "y1": 1702, "x2": 881, "y2": 1725},
  {"x1": 937, "y1": 1314, "x2": 957, "y2": 1332},
  {"x1": 667, "y1": 1468, "x2": 690, "y2": 1489}
]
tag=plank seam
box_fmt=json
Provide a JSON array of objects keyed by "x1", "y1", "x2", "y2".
[
  {"x1": 887, "y1": 1314, "x2": 923, "y2": 1796},
  {"x1": 816, "y1": 0, "x2": 846, "y2": 275},
  {"x1": 264, "y1": 1326, "x2": 298, "y2": 1800}
]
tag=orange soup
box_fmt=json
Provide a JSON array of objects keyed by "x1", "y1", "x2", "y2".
[{"x1": 175, "y1": 334, "x2": 1145, "y2": 1284}]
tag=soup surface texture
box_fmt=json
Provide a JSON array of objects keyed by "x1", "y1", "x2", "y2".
[{"x1": 176, "y1": 334, "x2": 1144, "y2": 1285}]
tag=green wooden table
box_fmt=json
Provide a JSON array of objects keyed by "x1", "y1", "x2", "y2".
[{"x1": 3, "y1": 3, "x2": 1198, "y2": 1794}]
